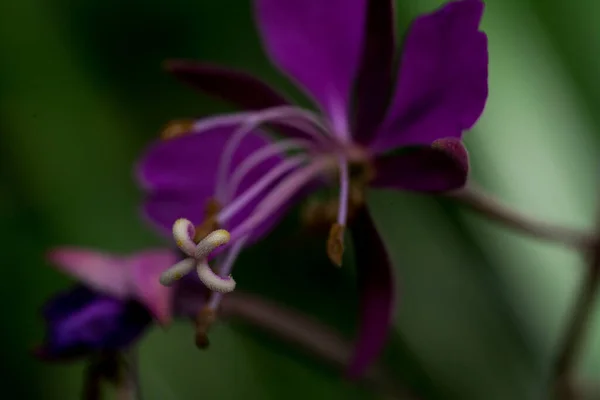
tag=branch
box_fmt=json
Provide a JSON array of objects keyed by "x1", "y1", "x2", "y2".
[
  {"x1": 447, "y1": 185, "x2": 595, "y2": 250},
  {"x1": 553, "y1": 217, "x2": 600, "y2": 398},
  {"x1": 116, "y1": 348, "x2": 143, "y2": 400},
  {"x1": 82, "y1": 362, "x2": 102, "y2": 400},
  {"x1": 219, "y1": 292, "x2": 419, "y2": 400}
]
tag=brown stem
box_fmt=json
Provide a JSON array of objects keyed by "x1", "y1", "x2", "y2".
[
  {"x1": 447, "y1": 185, "x2": 595, "y2": 250},
  {"x1": 553, "y1": 237, "x2": 600, "y2": 399},
  {"x1": 219, "y1": 292, "x2": 419, "y2": 400},
  {"x1": 82, "y1": 362, "x2": 103, "y2": 400},
  {"x1": 116, "y1": 348, "x2": 143, "y2": 400}
]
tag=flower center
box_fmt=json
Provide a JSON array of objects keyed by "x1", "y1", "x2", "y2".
[
  {"x1": 160, "y1": 105, "x2": 375, "y2": 326},
  {"x1": 301, "y1": 158, "x2": 373, "y2": 232}
]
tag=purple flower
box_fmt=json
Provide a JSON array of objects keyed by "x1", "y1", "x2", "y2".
[
  {"x1": 137, "y1": 0, "x2": 488, "y2": 378},
  {"x1": 36, "y1": 248, "x2": 178, "y2": 360}
]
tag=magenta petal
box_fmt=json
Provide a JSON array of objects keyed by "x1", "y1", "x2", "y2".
[
  {"x1": 136, "y1": 126, "x2": 290, "y2": 242},
  {"x1": 255, "y1": 0, "x2": 367, "y2": 136},
  {"x1": 47, "y1": 248, "x2": 130, "y2": 299},
  {"x1": 129, "y1": 250, "x2": 177, "y2": 325},
  {"x1": 353, "y1": 0, "x2": 397, "y2": 145},
  {"x1": 347, "y1": 206, "x2": 396, "y2": 379},
  {"x1": 371, "y1": 138, "x2": 469, "y2": 192},
  {"x1": 370, "y1": 0, "x2": 488, "y2": 153},
  {"x1": 137, "y1": 126, "x2": 268, "y2": 192}
]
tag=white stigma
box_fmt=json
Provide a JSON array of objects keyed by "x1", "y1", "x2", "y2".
[{"x1": 160, "y1": 218, "x2": 236, "y2": 293}]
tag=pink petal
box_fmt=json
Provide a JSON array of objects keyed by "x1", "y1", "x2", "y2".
[
  {"x1": 47, "y1": 248, "x2": 130, "y2": 299},
  {"x1": 129, "y1": 250, "x2": 178, "y2": 325}
]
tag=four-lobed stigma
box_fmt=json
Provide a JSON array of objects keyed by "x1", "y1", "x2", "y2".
[{"x1": 159, "y1": 218, "x2": 236, "y2": 293}]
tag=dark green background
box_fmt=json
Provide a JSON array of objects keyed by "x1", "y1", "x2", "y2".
[{"x1": 1, "y1": 0, "x2": 598, "y2": 399}]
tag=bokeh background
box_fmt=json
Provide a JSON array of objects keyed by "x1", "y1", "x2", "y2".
[{"x1": 1, "y1": 0, "x2": 599, "y2": 398}]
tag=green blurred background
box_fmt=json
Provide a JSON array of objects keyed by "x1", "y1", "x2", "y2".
[{"x1": 1, "y1": 0, "x2": 599, "y2": 398}]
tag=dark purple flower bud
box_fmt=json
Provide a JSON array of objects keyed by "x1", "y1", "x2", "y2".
[{"x1": 35, "y1": 285, "x2": 152, "y2": 361}]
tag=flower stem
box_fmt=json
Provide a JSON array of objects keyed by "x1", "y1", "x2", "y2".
[
  {"x1": 219, "y1": 292, "x2": 419, "y2": 400},
  {"x1": 553, "y1": 235, "x2": 600, "y2": 398},
  {"x1": 116, "y1": 348, "x2": 143, "y2": 400},
  {"x1": 447, "y1": 184, "x2": 595, "y2": 250},
  {"x1": 82, "y1": 362, "x2": 103, "y2": 400}
]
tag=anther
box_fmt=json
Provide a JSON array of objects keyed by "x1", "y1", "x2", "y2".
[
  {"x1": 193, "y1": 217, "x2": 219, "y2": 243},
  {"x1": 194, "y1": 306, "x2": 217, "y2": 349},
  {"x1": 194, "y1": 198, "x2": 222, "y2": 243},
  {"x1": 205, "y1": 198, "x2": 222, "y2": 218},
  {"x1": 327, "y1": 223, "x2": 345, "y2": 267},
  {"x1": 160, "y1": 119, "x2": 195, "y2": 140},
  {"x1": 301, "y1": 199, "x2": 331, "y2": 232},
  {"x1": 349, "y1": 159, "x2": 376, "y2": 185}
]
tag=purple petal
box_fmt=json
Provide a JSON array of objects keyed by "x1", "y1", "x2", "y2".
[
  {"x1": 165, "y1": 60, "x2": 291, "y2": 111},
  {"x1": 255, "y1": 0, "x2": 367, "y2": 137},
  {"x1": 353, "y1": 0, "x2": 397, "y2": 145},
  {"x1": 371, "y1": 138, "x2": 469, "y2": 192},
  {"x1": 347, "y1": 206, "x2": 396, "y2": 379},
  {"x1": 37, "y1": 285, "x2": 151, "y2": 360},
  {"x1": 370, "y1": 0, "x2": 488, "y2": 153},
  {"x1": 172, "y1": 273, "x2": 208, "y2": 317},
  {"x1": 164, "y1": 60, "x2": 309, "y2": 140},
  {"x1": 136, "y1": 126, "x2": 292, "y2": 243}
]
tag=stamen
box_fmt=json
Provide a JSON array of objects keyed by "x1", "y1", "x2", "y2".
[
  {"x1": 195, "y1": 236, "x2": 249, "y2": 349},
  {"x1": 327, "y1": 223, "x2": 345, "y2": 267},
  {"x1": 205, "y1": 198, "x2": 222, "y2": 217},
  {"x1": 214, "y1": 106, "x2": 334, "y2": 202},
  {"x1": 218, "y1": 156, "x2": 307, "y2": 225},
  {"x1": 192, "y1": 112, "x2": 253, "y2": 132},
  {"x1": 347, "y1": 183, "x2": 366, "y2": 221},
  {"x1": 230, "y1": 157, "x2": 335, "y2": 240},
  {"x1": 160, "y1": 119, "x2": 196, "y2": 140},
  {"x1": 224, "y1": 138, "x2": 312, "y2": 202},
  {"x1": 194, "y1": 306, "x2": 217, "y2": 349},
  {"x1": 193, "y1": 198, "x2": 222, "y2": 243},
  {"x1": 324, "y1": 157, "x2": 350, "y2": 267},
  {"x1": 337, "y1": 158, "x2": 350, "y2": 227},
  {"x1": 207, "y1": 236, "x2": 249, "y2": 310},
  {"x1": 191, "y1": 107, "x2": 329, "y2": 144}
]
